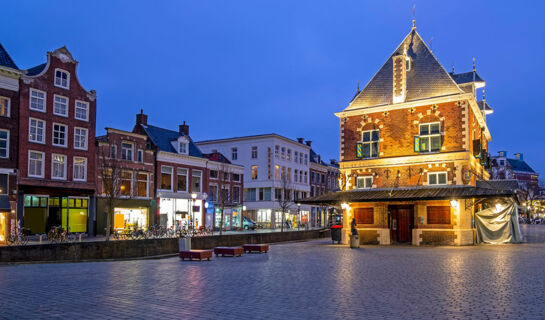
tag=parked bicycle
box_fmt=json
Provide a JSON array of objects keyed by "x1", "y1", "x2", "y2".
[{"x1": 7, "y1": 227, "x2": 30, "y2": 246}]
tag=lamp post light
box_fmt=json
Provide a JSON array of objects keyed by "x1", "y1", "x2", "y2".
[
  {"x1": 297, "y1": 203, "x2": 301, "y2": 231},
  {"x1": 190, "y1": 193, "x2": 197, "y2": 236}
]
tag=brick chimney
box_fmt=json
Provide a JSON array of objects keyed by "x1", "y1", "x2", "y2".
[
  {"x1": 305, "y1": 140, "x2": 312, "y2": 147},
  {"x1": 136, "y1": 109, "x2": 148, "y2": 126},
  {"x1": 330, "y1": 159, "x2": 337, "y2": 165},
  {"x1": 514, "y1": 153, "x2": 523, "y2": 160},
  {"x1": 498, "y1": 151, "x2": 507, "y2": 157},
  {"x1": 297, "y1": 137, "x2": 304, "y2": 144},
  {"x1": 179, "y1": 121, "x2": 189, "y2": 136}
]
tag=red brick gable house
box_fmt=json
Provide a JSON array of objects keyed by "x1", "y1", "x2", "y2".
[
  {"x1": 303, "y1": 25, "x2": 514, "y2": 245},
  {"x1": 17, "y1": 47, "x2": 97, "y2": 235}
]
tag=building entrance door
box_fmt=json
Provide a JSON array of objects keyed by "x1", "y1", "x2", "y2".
[{"x1": 389, "y1": 205, "x2": 414, "y2": 243}]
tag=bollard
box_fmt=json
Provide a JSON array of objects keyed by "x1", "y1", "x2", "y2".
[
  {"x1": 350, "y1": 234, "x2": 360, "y2": 248},
  {"x1": 179, "y1": 237, "x2": 191, "y2": 251},
  {"x1": 79, "y1": 234, "x2": 82, "y2": 242}
]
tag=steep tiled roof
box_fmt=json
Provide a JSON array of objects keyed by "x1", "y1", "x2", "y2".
[
  {"x1": 310, "y1": 149, "x2": 328, "y2": 166},
  {"x1": 141, "y1": 124, "x2": 203, "y2": 158},
  {"x1": 25, "y1": 63, "x2": 47, "y2": 76},
  {"x1": 0, "y1": 43, "x2": 18, "y2": 70},
  {"x1": 507, "y1": 159, "x2": 536, "y2": 173},
  {"x1": 345, "y1": 28, "x2": 463, "y2": 111},
  {"x1": 203, "y1": 152, "x2": 231, "y2": 164},
  {"x1": 449, "y1": 71, "x2": 485, "y2": 85}
]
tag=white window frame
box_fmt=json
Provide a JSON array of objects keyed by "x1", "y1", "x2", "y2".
[
  {"x1": 179, "y1": 141, "x2": 187, "y2": 154},
  {"x1": 251, "y1": 146, "x2": 258, "y2": 159},
  {"x1": 0, "y1": 129, "x2": 9, "y2": 158},
  {"x1": 0, "y1": 96, "x2": 10, "y2": 117},
  {"x1": 160, "y1": 166, "x2": 173, "y2": 191},
  {"x1": 294, "y1": 151, "x2": 299, "y2": 163},
  {"x1": 191, "y1": 169, "x2": 202, "y2": 193},
  {"x1": 74, "y1": 127, "x2": 88, "y2": 150},
  {"x1": 287, "y1": 149, "x2": 291, "y2": 161},
  {"x1": 275, "y1": 145, "x2": 279, "y2": 158},
  {"x1": 137, "y1": 172, "x2": 149, "y2": 198},
  {"x1": 53, "y1": 95, "x2": 69, "y2": 117},
  {"x1": 209, "y1": 169, "x2": 218, "y2": 180},
  {"x1": 74, "y1": 100, "x2": 89, "y2": 121},
  {"x1": 419, "y1": 122, "x2": 442, "y2": 153},
  {"x1": 361, "y1": 129, "x2": 380, "y2": 159},
  {"x1": 52, "y1": 123, "x2": 68, "y2": 147},
  {"x1": 54, "y1": 68, "x2": 70, "y2": 89},
  {"x1": 176, "y1": 168, "x2": 188, "y2": 192},
  {"x1": 29, "y1": 118, "x2": 45, "y2": 144},
  {"x1": 137, "y1": 149, "x2": 143, "y2": 163},
  {"x1": 231, "y1": 147, "x2": 237, "y2": 160},
  {"x1": 428, "y1": 172, "x2": 448, "y2": 185},
  {"x1": 29, "y1": 88, "x2": 46, "y2": 112},
  {"x1": 51, "y1": 153, "x2": 67, "y2": 180},
  {"x1": 121, "y1": 141, "x2": 134, "y2": 161},
  {"x1": 73, "y1": 157, "x2": 88, "y2": 181},
  {"x1": 120, "y1": 171, "x2": 133, "y2": 197},
  {"x1": 356, "y1": 176, "x2": 373, "y2": 189},
  {"x1": 28, "y1": 150, "x2": 45, "y2": 178}
]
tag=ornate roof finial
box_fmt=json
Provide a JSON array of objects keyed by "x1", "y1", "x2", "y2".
[
  {"x1": 472, "y1": 57, "x2": 476, "y2": 72},
  {"x1": 357, "y1": 80, "x2": 360, "y2": 93},
  {"x1": 412, "y1": 4, "x2": 416, "y2": 29},
  {"x1": 452, "y1": 62, "x2": 455, "y2": 73}
]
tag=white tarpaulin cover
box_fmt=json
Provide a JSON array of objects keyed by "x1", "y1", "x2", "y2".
[{"x1": 475, "y1": 199, "x2": 523, "y2": 244}]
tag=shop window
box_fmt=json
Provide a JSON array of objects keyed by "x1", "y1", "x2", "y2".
[
  {"x1": 427, "y1": 206, "x2": 451, "y2": 224},
  {"x1": 0, "y1": 96, "x2": 10, "y2": 117},
  {"x1": 24, "y1": 195, "x2": 48, "y2": 207},
  {"x1": 355, "y1": 208, "x2": 374, "y2": 224},
  {"x1": 251, "y1": 166, "x2": 258, "y2": 180},
  {"x1": 121, "y1": 172, "x2": 132, "y2": 196},
  {"x1": 177, "y1": 168, "x2": 188, "y2": 192},
  {"x1": 161, "y1": 166, "x2": 173, "y2": 190},
  {"x1": 428, "y1": 172, "x2": 447, "y2": 185},
  {"x1": 357, "y1": 176, "x2": 373, "y2": 189},
  {"x1": 53, "y1": 95, "x2": 68, "y2": 117},
  {"x1": 191, "y1": 170, "x2": 202, "y2": 193},
  {"x1": 417, "y1": 122, "x2": 441, "y2": 153},
  {"x1": 54, "y1": 69, "x2": 70, "y2": 89},
  {"x1": 209, "y1": 185, "x2": 218, "y2": 201},
  {"x1": 137, "y1": 173, "x2": 148, "y2": 197},
  {"x1": 0, "y1": 129, "x2": 8, "y2": 158},
  {"x1": 121, "y1": 142, "x2": 134, "y2": 161}
]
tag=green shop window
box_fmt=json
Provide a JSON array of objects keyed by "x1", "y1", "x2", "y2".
[{"x1": 61, "y1": 197, "x2": 89, "y2": 233}]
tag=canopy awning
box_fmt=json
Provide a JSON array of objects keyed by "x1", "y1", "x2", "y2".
[{"x1": 299, "y1": 182, "x2": 516, "y2": 205}]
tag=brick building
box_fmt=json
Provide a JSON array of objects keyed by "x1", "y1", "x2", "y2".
[
  {"x1": 490, "y1": 151, "x2": 539, "y2": 191},
  {"x1": 133, "y1": 111, "x2": 243, "y2": 230},
  {"x1": 304, "y1": 24, "x2": 514, "y2": 245},
  {"x1": 17, "y1": 47, "x2": 97, "y2": 235},
  {"x1": 0, "y1": 43, "x2": 22, "y2": 241},
  {"x1": 96, "y1": 128, "x2": 156, "y2": 234}
]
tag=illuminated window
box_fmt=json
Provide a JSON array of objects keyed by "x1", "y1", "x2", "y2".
[
  {"x1": 73, "y1": 157, "x2": 87, "y2": 181},
  {"x1": 177, "y1": 168, "x2": 188, "y2": 192},
  {"x1": 0, "y1": 96, "x2": 9, "y2": 117},
  {"x1": 360, "y1": 129, "x2": 379, "y2": 158},
  {"x1": 51, "y1": 154, "x2": 67, "y2": 180},
  {"x1": 137, "y1": 173, "x2": 149, "y2": 197},
  {"x1": 251, "y1": 165, "x2": 258, "y2": 180},
  {"x1": 121, "y1": 171, "x2": 132, "y2": 196},
  {"x1": 356, "y1": 176, "x2": 373, "y2": 189},
  {"x1": 274, "y1": 165, "x2": 279, "y2": 179},
  {"x1": 419, "y1": 122, "x2": 441, "y2": 152},
  {"x1": 428, "y1": 172, "x2": 447, "y2": 185},
  {"x1": 160, "y1": 166, "x2": 173, "y2": 190}
]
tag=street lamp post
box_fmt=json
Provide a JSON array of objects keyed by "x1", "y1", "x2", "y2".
[
  {"x1": 190, "y1": 193, "x2": 197, "y2": 236},
  {"x1": 297, "y1": 203, "x2": 301, "y2": 231}
]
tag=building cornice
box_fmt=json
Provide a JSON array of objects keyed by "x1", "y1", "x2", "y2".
[{"x1": 339, "y1": 151, "x2": 473, "y2": 170}]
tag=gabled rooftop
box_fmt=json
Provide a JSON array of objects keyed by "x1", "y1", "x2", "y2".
[
  {"x1": 345, "y1": 27, "x2": 463, "y2": 111},
  {"x1": 140, "y1": 124, "x2": 203, "y2": 158},
  {"x1": 507, "y1": 159, "x2": 536, "y2": 174},
  {"x1": 449, "y1": 71, "x2": 485, "y2": 87},
  {"x1": 0, "y1": 43, "x2": 18, "y2": 70}
]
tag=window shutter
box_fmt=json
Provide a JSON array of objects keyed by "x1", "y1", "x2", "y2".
[
  {"x1": 414, "y1": 136, "x2": 420, "y2": 152},
  {"x1": 427, "y1": 206, "x2": 451, "y2": 224},
  {"x1": 473, "y1": 139, "x2": 482, "y2": 158},
  {"x1": 356, "y1": 142, "x2": 363, "y2": 158},
  {"x1": 355, "y1": 208, "x2": 374, "y2": 224}
]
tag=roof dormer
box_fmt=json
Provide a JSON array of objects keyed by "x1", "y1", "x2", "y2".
[{"x1": 174, "y1": 136, "x2": 189, "y2": 155}]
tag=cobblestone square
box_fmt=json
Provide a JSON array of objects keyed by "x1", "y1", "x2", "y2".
[{"x1": 1, "y1": 225, "x2": 544, "y2": 319}]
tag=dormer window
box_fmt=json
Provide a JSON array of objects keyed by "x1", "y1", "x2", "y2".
[
  {"x1": 405, "y1": 56, "x2": 411, "y2": 71},
  {"x1": 54, "y1": 69, "x2": 70, "y2": 89},
  {"x1": 179, "y1": 142, "x2": 187, "y2": 154}
]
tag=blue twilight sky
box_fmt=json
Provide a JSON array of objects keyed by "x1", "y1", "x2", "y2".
[{"x1": 2, "y1": 1, "x2": 544, "y2": 174}]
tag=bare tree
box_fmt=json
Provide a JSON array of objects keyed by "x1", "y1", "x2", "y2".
[
  {"x1": 216, "y1": 162, "x2": 231, "y2": 236},
  {"x1": 518, "y1": 183, "x2": 539, "y2": 219},
  {"x1": 99, "y1": 148, "x2": 123, "y2": 241},
  {"x1": 276, "y1": 171, "x2": 294, "y2": 232}
]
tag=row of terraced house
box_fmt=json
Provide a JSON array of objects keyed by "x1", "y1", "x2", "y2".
[{"x1": 0, "y1": 44, "x2": 339, "y2": 240}]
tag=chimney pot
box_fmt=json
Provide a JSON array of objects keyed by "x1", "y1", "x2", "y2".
[
  {"x1": 514, "y1": 153, "x2": 523, "y2": 160},
  {"x1": 297, "y1": 137, "x2": 304, "y2": 144},
  {"x1": 179, "y1": 121, "x2": 189, "y2": 136},
  {"x1": 305, "y1": 140, "x2": 312, "y2": 147},
  {"x1": 136, "y1": 111, "x2": 148, "y2": 126},
  {"x1": 498, "y1": 151, "x2": 507, "y2": 157}
]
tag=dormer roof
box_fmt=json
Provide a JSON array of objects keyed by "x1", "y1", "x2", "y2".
[
  {"x1": 449, "y1": 71, "x2": 485, "y2": 86},
  {"x1": 345, "y1": 28, "x2": 463, "y2": 111},
  {"x1": 140, "y1": 124, "x2": 203, "y2": 158}
]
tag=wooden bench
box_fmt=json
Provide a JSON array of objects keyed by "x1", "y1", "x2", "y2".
[
  {"x1": 243, "y1": 244, "x2": 269, "y2": 253},
  {"x1": 214, "y1": 247, "x2": 244, "y2": 257},
  {"x1": 179, "y1": 250, "x2": 213, "y2": 261}
]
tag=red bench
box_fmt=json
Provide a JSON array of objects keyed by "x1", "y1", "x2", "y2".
[
  {"x1": 243, "y1": 244, "x2": 269, "y2": 253},
  {"x1": 179, "y1": 250, "x2": 213, "y2": 261},
  {"x1": 214, "y1": 247, "x2": 244, "y2": 257}
]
